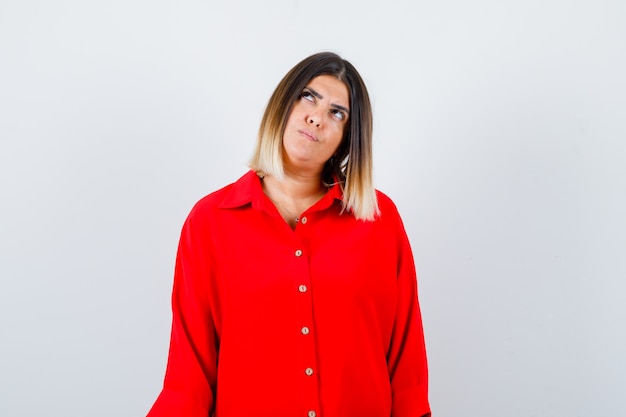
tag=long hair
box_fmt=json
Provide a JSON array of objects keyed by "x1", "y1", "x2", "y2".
[{"x1": 249, "y1": 52, "x2": 379, "y2": 220}]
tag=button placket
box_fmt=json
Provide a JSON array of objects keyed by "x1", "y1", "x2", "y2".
[{"x1": 291, "y1": 237, "x2": 320, "y2": 416}]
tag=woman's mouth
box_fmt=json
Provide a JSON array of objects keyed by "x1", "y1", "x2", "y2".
[{"x1": 298, "y1": 129, "x2": 318, "y2": 142}]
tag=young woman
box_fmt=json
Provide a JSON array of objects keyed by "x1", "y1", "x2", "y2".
[{"x1": 147, "y1": 52, "x2": 431, "y2": 417}]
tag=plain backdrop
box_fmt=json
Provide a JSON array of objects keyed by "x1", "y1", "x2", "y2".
[{"x1": 1, "y1": 1, "x2": 625, "y2": 416}]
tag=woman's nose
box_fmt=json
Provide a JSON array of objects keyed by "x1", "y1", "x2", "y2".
[{"x1": 308, "y1": 113, "x2": 321, "y2": 127}]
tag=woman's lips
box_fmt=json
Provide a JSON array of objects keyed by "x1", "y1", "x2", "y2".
[{"x1": 298, "y1": 129, "x2": 318, "y2": 142}]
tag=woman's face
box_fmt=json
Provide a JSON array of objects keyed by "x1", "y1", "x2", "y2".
[{"x1": 282, "y1": 75, "x2": 350, "y2": 175}]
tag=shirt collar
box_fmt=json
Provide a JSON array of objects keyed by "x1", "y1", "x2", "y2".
[{"x1": 218, "y1": 170, "x2": 344, "y2": 213}]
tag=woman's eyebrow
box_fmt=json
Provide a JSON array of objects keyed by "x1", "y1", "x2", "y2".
[
  {"x1": 305, "y1": 87, "x2": 350, "y2": 114},
  {"x1": 305, "y1": 86, "x2": 323, "y2": 99},
  {"x1": 331, "y1": 103, "x2": 350, "y2": 114}
]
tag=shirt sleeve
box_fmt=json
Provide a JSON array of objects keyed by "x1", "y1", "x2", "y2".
[
  {"x1": 147, "y1": 210, "x2": 218, "y2": 417},
  {"x1": 387, "y1": 209, "x2": 431, "y2": 417}
]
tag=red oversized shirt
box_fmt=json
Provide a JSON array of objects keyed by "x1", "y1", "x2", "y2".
[{"x1": 147, "y1": 170, "x2": 430, "y2": 417}]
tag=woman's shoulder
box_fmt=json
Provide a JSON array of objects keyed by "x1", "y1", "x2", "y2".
[
  {"x1": 374, "y1": 189, "x2": 402, "y2": 219},
  {"x1": 192, "y1": 183, "x2": 236, "y2": 211},
  {"x1": 187, "y1": 171, "x2": 258, "y2": 219},
  {"x1": 372, "y1": 189, "x2": 413, "y2": 245},
  {"x1": 180, "y1": 186, "x2": 230, "y2": 229}
]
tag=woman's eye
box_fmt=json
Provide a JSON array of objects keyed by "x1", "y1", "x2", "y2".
[
  {"x1": 301, "y1": 91, "x2": 314, "y2": 102},
  {"x1": 331, "y1": 109, "x2": 346, "y2": 121}
]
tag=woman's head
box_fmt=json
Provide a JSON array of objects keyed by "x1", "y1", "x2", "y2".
[{"x1": 250, "y1": 52, "x2": 379, "y2": 220}]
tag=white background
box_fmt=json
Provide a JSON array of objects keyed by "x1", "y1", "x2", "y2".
[{"x1": 1, "y1": 1, "x2": 625, "y2": 416}]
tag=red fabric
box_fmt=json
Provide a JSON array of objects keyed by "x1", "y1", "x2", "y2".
[{"x1": 147, "y1": 170, "x2": 430, "y2": 417}]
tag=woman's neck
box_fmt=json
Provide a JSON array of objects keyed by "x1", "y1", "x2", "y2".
[
  {"x1": 260, "y1": 170, "x2": 327, "y2": 228},
  {"x1": 263, "y1": 171, "x2": 325, "y2": 200}
]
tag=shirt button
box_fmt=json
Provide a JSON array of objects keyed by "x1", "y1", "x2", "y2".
[
  {"x1": 298, "y1": 284, "x2": 307, "y2": 293},
  {"x1": 295, "y1": 249, "x2": 303, "y2": 257},
  {"x1": 308, "y1": 411, "x2": 316, "y2": 417},
  {"x1": 305, "y1": 367, "x2": 314, "y2": 376},
  {"x1": 301, "y1": 326, "x2": 310, "y2": 335},
  {"x1": 300, "y1": 216, "x2": 308, "y2": 224}
]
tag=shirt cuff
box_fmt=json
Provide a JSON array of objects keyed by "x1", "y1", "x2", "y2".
[
  {"x1": 392, "y1": 384, "x2": 431, "y2": 417},
  {"x1": 146, "y1": 387, "x2": 211, "y2": 417}
]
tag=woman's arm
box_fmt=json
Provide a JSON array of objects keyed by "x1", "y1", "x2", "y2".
[
  {"x1": 387, "y1": 210, "x2": 431, "y2": 417},
  {"x1": 147, "y1": 210, "x2": 219, "y2": 417}
]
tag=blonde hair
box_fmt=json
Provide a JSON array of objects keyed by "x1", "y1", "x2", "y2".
[{"x1": 249, "y1": 52, "x2": 379, "y2": 221}]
